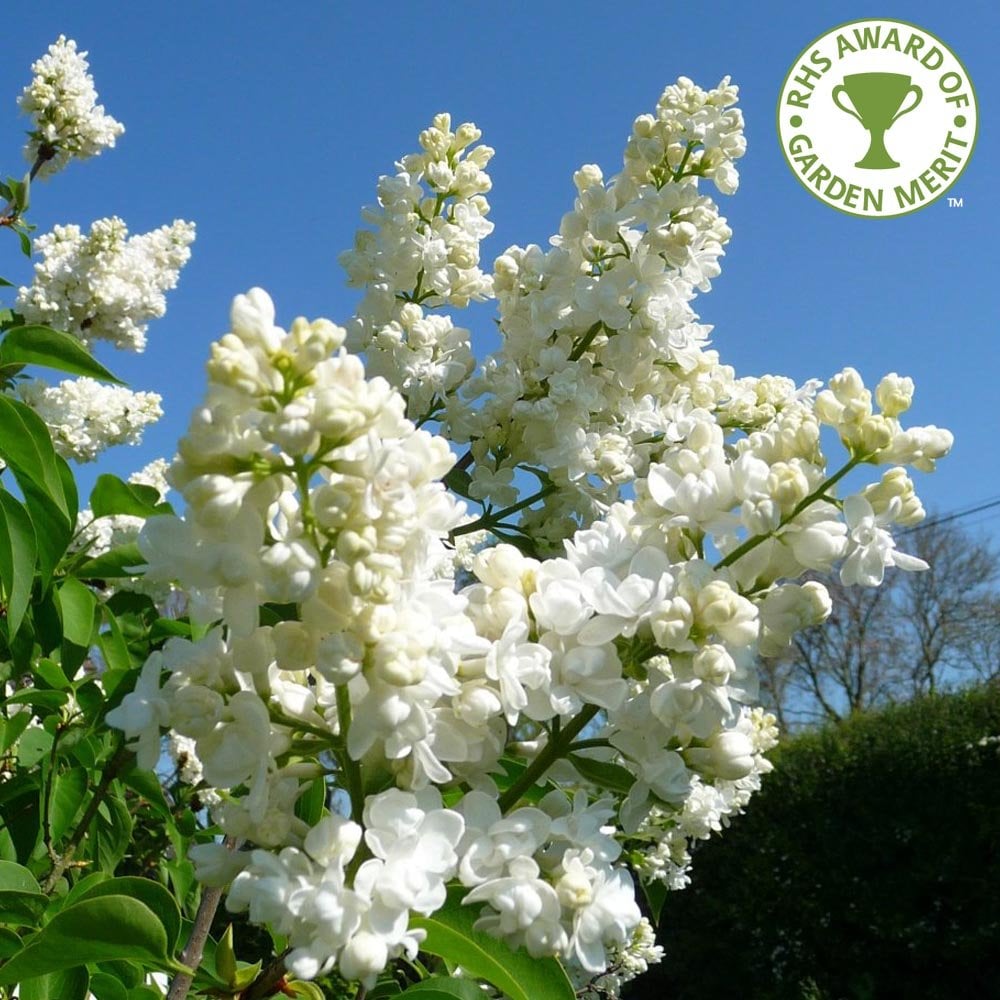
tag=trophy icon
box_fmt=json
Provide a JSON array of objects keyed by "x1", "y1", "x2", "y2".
[{"x1": 832, "y1": 73, "x2": 922, "y2": 169}]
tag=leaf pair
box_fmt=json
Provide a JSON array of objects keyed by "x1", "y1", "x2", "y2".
[{"x1": 0, "y1": 871, "x2": 186, "y2": 988}]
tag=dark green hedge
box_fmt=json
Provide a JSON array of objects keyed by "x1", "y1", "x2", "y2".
[{"x1": 627, "y1": 684, "x2": 1000, "y2": 1000}]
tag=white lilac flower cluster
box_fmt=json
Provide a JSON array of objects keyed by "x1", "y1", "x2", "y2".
[
  {"x1": 17, "y1": 35, "x2": 124, "y2": 177},
  {"x1": 339, "y1": 113, "x2": 494, "y2": 421},
  {"x1": 16, "y1": 376, "x2": 163, "y2": 463},
  {"x1": 106, "y1": 79, "x2": 952, "y2": 996},
  {"x1": 438, "y1": 78, "x2": 747, "y2": 545},
  {"x1": 3, "y1": 41, "x2": 195, "y2": 462},
  {"x1": 16, "y1": 217, "x2": 196, "y2": 353}
]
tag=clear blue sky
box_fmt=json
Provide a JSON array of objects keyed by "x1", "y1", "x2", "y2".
[{"x1": 2, "y1": 1, "x2": 997, "y2": 538}]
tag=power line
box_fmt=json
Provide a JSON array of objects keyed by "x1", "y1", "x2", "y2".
[{"x1": 899, "y1": 496, "x2": 1000, "y2": 535}]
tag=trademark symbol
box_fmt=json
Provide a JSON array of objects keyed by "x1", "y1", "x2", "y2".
[{"x1": 948, "y1": 197, "x2": 964, "y2": 208}]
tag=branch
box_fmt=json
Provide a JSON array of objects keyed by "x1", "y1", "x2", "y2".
[
  {"x1": 240, "y1": 951, "x2": 291, "y2": 1000},
  {"x1": 715, "y1": 457, "x2": 862, "y2": 572},
  {"x1": 451, "y1": 482, "x2": 558, "y2": 539},
  {"x1": 41, "y1": 743, "x2": 130, "y2": 894},
  {"x1": 498, "y1": 704, "x2": 599, "y2": 812},
  {"x1": 166, "y1": 836, "x2": 241, "y2": 1000},
  {"x1": 166, "y1": 886, "x2": 224, "y2": 1000}
]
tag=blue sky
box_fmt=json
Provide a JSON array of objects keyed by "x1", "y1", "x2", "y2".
[{"x1": 2, "y1": 1, "x2": 997, "y2": 539}]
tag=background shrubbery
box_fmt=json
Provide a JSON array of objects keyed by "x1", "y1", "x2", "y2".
[{"x1": 628, "y1": 683, "x2": 1000, "y2": 1000}]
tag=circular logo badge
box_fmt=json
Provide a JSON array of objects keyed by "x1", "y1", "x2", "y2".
[{"x1": 777, "y1": 18, "x2": 978, "y2": 218}]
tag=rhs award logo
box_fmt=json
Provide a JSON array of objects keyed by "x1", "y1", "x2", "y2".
[{"x1": 777, "y1": 18, "x2": 978, "y2": 217}]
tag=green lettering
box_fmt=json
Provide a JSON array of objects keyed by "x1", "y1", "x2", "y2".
[
  {"x1": 836, "y1": 33, "x2": 856, "y2": 57},
  {"x1": 919, "y1": 168, "x2": 941, "y2": 194},
  {"x1": 853, "y1": 26, "x2": 881, "y2": 50},
  {"x1": 894, "y1": 179, "x2": 924, "y2": 209},
  {"x1": 809, "y1": 164, "x2": 832, "y2": 190},
  {"x1": 863, "y1": 188, "x2": 883, "y2": 212},
  {"x1": 902, "y1": 33, "x2": 923, "y2": 58}
]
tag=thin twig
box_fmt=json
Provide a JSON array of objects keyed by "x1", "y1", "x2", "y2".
[
  {"x1": 41, "y1": 743, "x2": 129, "y2": 894},
  {"x1": 240, "y1": 949, "x2": 291, "y2": 1000}
]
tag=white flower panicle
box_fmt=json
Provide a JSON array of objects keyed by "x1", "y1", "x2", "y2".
[
  {"x1": 17, "y1": 377, "x2": 162, "y2": 462},
  {"x1": 16, "y1": 217, "x2": 196, "y2": 352},
  {"x1": 18, "y1": 35, "x2": 124, "y2": 176},
  {"x1": 339, "y1": 113, "x2": 494, "y2": 421},
  {"x1": 104, "y1": 77, "x2": 953, "y2": 993},
  {"x1": 442, "y1": 78, "x2": 746, "y2": 536}
]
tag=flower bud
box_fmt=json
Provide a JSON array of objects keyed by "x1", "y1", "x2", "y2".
[
  {"x1": 692, "y1": 644, "x2": 735, "y2": 685},
  {"x1": 875, "y1": 373, "x2": 914, "y2": 417},
  {"x1": 340, "y1": 931, "x2": 388, "y2": 985},
  {"x1": 684, "y1": 730, "x2": 755, "y2": 780}
]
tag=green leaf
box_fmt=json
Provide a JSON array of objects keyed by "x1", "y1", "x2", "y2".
[
  {"x1": 17, "y1": 230, "x2": 31, "y2": 257},
  {"x1": 57, "y1": 452, "x2": 79, "y2": 528},
  {"x1": 92, "y1": 791, "x2": 133, "y2": 872},
  {"x1": 0, "y1": 326, "x2": 124, "y2": 385},
  {"x1": 294, "y1": 775, "x2": 326, "y2": 827},
  {"x1": 285, "y1": 981, "x2": 328, "y2": 999},
  {"x1": 121, "y1": 768, "x2": 172, "y2": 822},
  {"x1": 7, "y1": 176, "x2": 29, "y2": 215},
  {"x1": 399, "y1": 977, "x2": 486, "y2": 999},
  {"x1": 15, "y1": 727, "x2": 53, "y2": 768},
  {"x1": 76, "y1": 877, "x2": 181, "y2": 954},
  {"x1": 0, "y1": 277, "x2": 13, "y2": 288},
  {"x1": 0, "y1": 713, "x2": 31, "y2": 754},
  {"x1": 0, "y1": 896, "x2": 175, "y2": 984},
  {"x1": 215, "y1": 923, "x2": 237, "y2": 985},
  {"x1": 0, "y1": 892, "x2": 46, "y2": 926},
  {"x1": 0, "y1": 489, "x2": 36, "y2": 637},
  {"x1": 33, "y1": 657, "x2": 70, "y2": 690},
  {"x1": 98, "y1": 605, "x2": 133, "y2": 674},
  {"x1": 90, "y1": 475, "x2": 170, "y2": 519},
  {"x1": 0, "y1": 860, "x2": 45, "y2": 927},
  {"x1": 20, "y1": 965, "x2": 89, "y2": 1000},
  {"x1": 75, "y1": 542, "x2": 146, "y2": 580},
  {"x1": 96, "y1": 959, "x2": 143, "y2": 989},
  {"x1": 56, "y1": 577, "x2": 97, "y2": 649},
  {"x1": 19, "y1": 477, "x2": 73, "y2": 588},
  {"x1": 411, "y1": 887, "x2": 575, "y2": 1000},
  {"x1": 641, "y1": 878, "x2": 667, "y2": 923},
  {"x1": 443, "y1": 467, "x2": 473, "y2": 498},
  {"x1": 367, "y1": 983, "x2": 404, "y2": 999},
  {"x1": 0, "y1": 928, "x2": 21, "y2": 959},
  {"x1": 568, "y1": 754, "x2": 635, "y2": 794},
  {"x1": 62, "y1": 871, "x2": 109, "y2": 907},
  {"x1": 89, "y1": 971, "x2": 130, "y2": 1000},
  {"x1": 49, "y1": 767, "x2": 88, "y2": 844},
  {"x1": 0, "y1": 861, "x2": 40, "y2": 895},
  {"x1": 0, "y1": 394, "x2": 69, "y2": 518},
  {"x1": 4, "y1": 689, "x2": 68, "y2": 712}
]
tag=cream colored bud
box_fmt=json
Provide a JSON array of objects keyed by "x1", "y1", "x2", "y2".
[
  {"x1": 767, "y1": 462, "x2": 810, "y2": 510},
  {"x1": 693, "y1": 644, "x2": 735, "y2": 685},
  {"x1": 875, "y1": 373, "x2": 914, "y2": 417},
  {"x1": 650, "y1": 597, "x2": 694, "y2": 649},
  {"x1": 684, "y1": 730, "x2": 755, "y2": 780}
]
